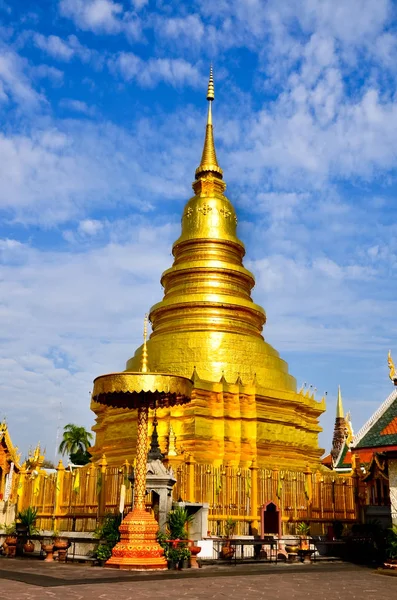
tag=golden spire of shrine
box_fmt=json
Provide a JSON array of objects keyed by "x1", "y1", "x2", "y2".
[
  {"x1": 195, "y1": 66, "x2": 223, "y2": 179},
  {"x1": 336, "y1": 385, "x2": 344, "y2": 419}
]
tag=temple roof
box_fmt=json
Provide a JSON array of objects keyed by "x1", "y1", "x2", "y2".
[
  {"x1": 323, "y1": 447, "x2": 352, "y2": 471},
  {"x1": 353, "y1": 389, "x2": 397, "y2": 449}
]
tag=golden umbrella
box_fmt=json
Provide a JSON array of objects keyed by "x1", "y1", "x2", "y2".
[{"x1": 91, "y1": 317, "x2": 192, "y2": 570}]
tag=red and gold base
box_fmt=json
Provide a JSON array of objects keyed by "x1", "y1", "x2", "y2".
[{"x1": 105, "y1": 507, "x2": 167, "y2": 571}]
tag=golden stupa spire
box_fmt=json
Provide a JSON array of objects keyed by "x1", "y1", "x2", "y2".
[
  {"x1": 195, "y1": 66, "x2": 223, "y2": 179},
  {"x1": 336, "y1": 385, "x2": 344, "y2": 419},
  {"x1": 141, "y1": 314, "x2": 148, "y2": 373}
]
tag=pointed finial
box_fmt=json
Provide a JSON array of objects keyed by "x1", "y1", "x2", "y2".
[
  {"x1": 207, "y1": 65, "x2": 214, "y2": 101},
  {"x1": 195, "y1": 65, "x2": 223, "y2": 179},
  {"x1": 141, "y1": 314, "x2": 149, "y2": 373},
  {"x1": 388, "y1": 350, "x2": 396, "y2": 383},
  {"x1": 336, "y1": 385, "x2": 344, "y2": 419}
]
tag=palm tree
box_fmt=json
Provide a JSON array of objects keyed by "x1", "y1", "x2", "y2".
[{"x1": 59, "y1": 424, "x2": 93, "y2": 459}]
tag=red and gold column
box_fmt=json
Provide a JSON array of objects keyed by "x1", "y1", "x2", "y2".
[
  {"x1": 106, "y1": 403, "x2": 167, "y2": 570},
  {"x1": 92, "y1": 363, "x2": 192, "y2": 570}
]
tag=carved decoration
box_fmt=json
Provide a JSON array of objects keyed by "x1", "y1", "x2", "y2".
[
  {"x1": 198, "y1": 203, "x2": 212, "y2": 215},
  {"x1": 220, "y1": 207, "x2": 232, "y2": 219}
]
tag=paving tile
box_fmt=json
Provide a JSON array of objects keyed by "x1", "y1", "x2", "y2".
[{"x1": 0, "y1": 559, "x2": 396, "y2": 600}]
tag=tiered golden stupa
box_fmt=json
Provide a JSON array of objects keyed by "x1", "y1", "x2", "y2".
[{"x1": 90, "y1": 69, "x2": 325, "y2": 469}]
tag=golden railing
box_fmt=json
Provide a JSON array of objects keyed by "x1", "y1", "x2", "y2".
[{"x1": 11, "y1": 457, "x2": 363, "y2": 535}]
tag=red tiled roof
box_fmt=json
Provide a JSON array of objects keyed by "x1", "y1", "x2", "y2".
[{"x1": 380, "y1": 416, "x2": 397, "y2": 436}]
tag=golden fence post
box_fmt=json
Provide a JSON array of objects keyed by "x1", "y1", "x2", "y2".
[
  {"x1": 249, "y1": 458, "x2": 259, "y2": 535},
  {"x1": 54, "y1": 459, "x2": 65, "y2": 518},
  {"x1": 305, "y1": 464, "x2": 313, "y2": 522},
  {"x1": 97, "y1": 454, "x2": 108, "y2": 518},
  {"x1": 186, "y1": 453, "x2": 196, "y2": 503},
  {"x1": 16, "y1": 462, "x2": 28, "y2": 513},
  {"x1": 351, "y1": 454, "x2": 362, "y2": 522}
]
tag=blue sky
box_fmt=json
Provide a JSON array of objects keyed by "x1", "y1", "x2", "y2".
[{"x1": 1, "y1": 0, "x2": 397, "y2": 462}]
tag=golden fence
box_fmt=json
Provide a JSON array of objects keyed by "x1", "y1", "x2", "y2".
[{"x1": 12, "y1": 458, "x2": 362, "y2": 535}]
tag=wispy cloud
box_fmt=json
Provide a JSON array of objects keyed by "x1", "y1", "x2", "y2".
[
  {"x1": 32, "y1": 32, "x2": 93, "y2": 63},
  {"x1": 108, "y1": 53, "x2": 202, "y2": 87},
  {"x1": 59, "y1": 0, "x2": 142, "y2": 39},
  {"x1": 0, "y1": 46, "x2": 45, "y2": 109},
  {"x1": 59, "y1": 98, "x2": 97, "y2": 116}
]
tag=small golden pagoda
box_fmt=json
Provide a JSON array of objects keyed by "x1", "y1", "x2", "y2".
[{"x1": 90, "y1": 68, "x2": 325, "y2": 469}]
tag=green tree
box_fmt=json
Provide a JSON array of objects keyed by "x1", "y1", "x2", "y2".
[{"x1": 59, "y1": 424, "x2": 93, "y2": 465}]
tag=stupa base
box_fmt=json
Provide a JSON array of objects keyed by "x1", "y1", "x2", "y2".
[{"x1": 105, "y1": 507, "x2": 167, "y2": 571}]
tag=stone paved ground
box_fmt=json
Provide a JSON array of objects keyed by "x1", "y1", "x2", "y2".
[{"x1": 0, "y1": 559, "x2": 396, "y2": 600}]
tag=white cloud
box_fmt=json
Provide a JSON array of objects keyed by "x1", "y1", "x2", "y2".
[
  {"x1": 31, "y1": 64, "x2": 64, "y2": 85},
  {"x1": 0, "y1": 110, "x2": 196, "y2": 225},
  {"x1": 59, "y1": 98, "x2": 96, "y2": 116},
  {"x1": 32, "y1": 33, "x2": 93, "y2": 63},
  {"x1": 78, "y1": 219, "x2": 103, "y2": 235},
  {"x1": 33, "y1": 33, "x2": 74, "y2": 61},
  {"x1": 109, "y1": 53, "x2": 202, "y2": 87},
  {"x1": 0, "y1": 47, "x2": 44, "y2": 109},
  {"x1": 59, "y1": 0, "x2": 142, "y2": 39},
  {"x1": 59, "y1": 0, "x2": 123, "y2": 33},
  {"x1": 153, "y1": 13, "x2": 205, "y2": 46}
]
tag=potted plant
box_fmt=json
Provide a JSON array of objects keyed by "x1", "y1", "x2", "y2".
[
  {"x1": 166, "y1": 506, "x2": 193, "y2": 541},
  {"x1": 93, "y1": 513, "x2": 121, "y2": 566},
  {"x1": 168, "y1": 546, "x2": 183, "y2": 570},
  {"x1": 220, "y1": 517, "x2": 237, "y2": 559},
  {"x1": 17, "y1": 507, "x2": 39, "y2": 553},
  {"x1": 296, "y1": 521, "x2": 310, "y2": 548},
  {"x1": 4, "y1": 523, "x2": 17, "y2": 558},
  {"x1": 296, "y1": 522, "x2": 314, "y2": 563},
  {"x1": 384, "y1": 525, "x2": 397, "y2": 569},
  {"x1": 95, "y1": 543, "x2": 112, "y2": 566},
  {"x1": 179, "y1": 546, "x2": 191, "y2": 569},
  {"x1": 157, "y1": 530, "x2": 170, "y2": 566}
]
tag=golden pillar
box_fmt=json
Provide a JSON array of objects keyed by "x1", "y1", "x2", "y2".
[
  {"x1": 97, "y1": 454, "x2": 108, "y2": 517},
  {"x1": 16, "y1": 462, "x2": 28, "y2": 513},
  {"x1": 54, "y1": 459, "x2": 65, "y2": 517},
  {"x1": 186, "y1": 454, "x2": 196, "y2": 503},
  {"x1": 249, "y1": 459, "x2": 259, "y2": 535}
]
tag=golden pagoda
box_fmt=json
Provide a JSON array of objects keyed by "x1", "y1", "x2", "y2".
[{"x1": 90, "y1": 68, "x2": 325, "y2": 469}]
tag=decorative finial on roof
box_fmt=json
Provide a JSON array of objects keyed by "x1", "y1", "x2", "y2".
[
  {"x1": 388, "y1": 350, "x2": 397, "y2": 384},
  {"x1": 141, "y1": 314, "x2": 149, "y2": 374},
  {"x1": 336, "y1": 385, "x2": 344, "y2": 419},
  {"x1": 195, "y1": 66, "x2": 223, "y2": 180}
]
